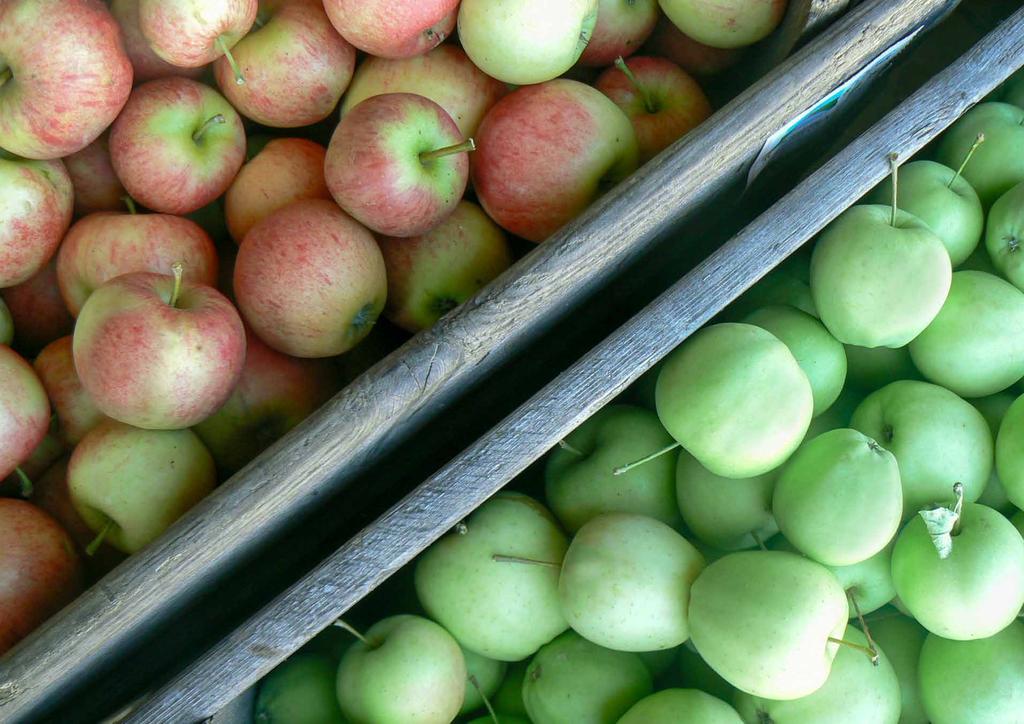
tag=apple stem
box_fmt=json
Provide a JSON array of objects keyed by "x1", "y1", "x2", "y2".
[
  {"x1": 420, "y1": 138, "x2": 476, "y2": 163},
  {"x1": 751, "y1": 531, "x2": 767, "y2": 551},
  {"x1": 848, "y1": 591, "x2": 880, "y2": 668},
  {"x1": 613, "y1": 442, "x2": 682, "y2": 476},
  {"x1": 14, "y1": 467, "x2": 32, "y2": 498},
  {"x1": 215, "y1": 36, "x2": 245, "y2": 85},
  {"x1": 469, "y1": 674, "x2": 500, "y2": 724},
  {"x1": 193, "y1": 114, "x2": 226, "y2": 143},
  {"x1": 333, "y1": 619, "x2": 371, "y2": 647},
  {"x1": 950, "y1": 481, "x2": 965, "y2": 536},
  {"x1": 828, "y1": 636, "x2": 880, "y2": 665},
  {"x1": 614, "y1": 56, "x2": 656, "y2": 114},
  {"x1": 86, "y1": 519, "x2": 115, "y2": 557},
  {"x1": 491, "y1": 554, "x2": 561, "y2": 568},
  {"x1": 948, "y1": 133, "x2": 985, "y2": 188},
  {"x1": 557, "y1": 439, "x2": 585, "y2": 457},
  {"x1": 0, "y1": 67, "x2": 11, "y2": 87},
  {"x1": 168, "y1": 261, "x2": 184, "y2": 308},
  {"x1": 887, "y1": 152, "x2": 899, "y2": 227},
  {"x1": 121, "y1": 195, "x2": 137, "y2": 215}
]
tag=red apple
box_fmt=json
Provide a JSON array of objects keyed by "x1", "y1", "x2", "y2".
[
  {"x1": 109, "y1": 78, "x2": 247, "y2": 215},
  {"x1": 326, "y1": 93, "x2": 470, "y2": 238},
  {"x1": 57, "y1": 211, "x2": 219, "y2": 316},
  {"x1": 139, "y1": 0, "x2": 257, "y2": 81},
  {"x1": 0, "y1": 345, "x2": 50, "y2": 480},
  {"x1": 0, "y1": 258, "x2": 75, "y2": 356},
  {"x1": 225, "y1": 138, "x2": 331, "y2": 244},
  {"x1": 195, "y1": 328, "x2": 341, "y2": 475},
  {"x1": 214, "y1": 0, "x2": 356, "y2": 128},
  {"x1": 0, "y1": 0, "x2": 132, "y2": 160},
  {"x1": 0, "y1": 153, "x2": 73, "y2": 288},
  {"x1": 109, "y1": 0, "x2": 206, "y2": 83},
  {"x1": 472, "y1": 79, "x2": 639, "y2": 243},
  {"x1": 378, "y1": 200, "x2": 513, "y2": 332},
  {"x1": 340, "y1": 45, "x2": 507, "y2": 138},
  {"x1": 73, "y1": 269, "x2": 246, "y2": 430},
  {"x1": 578, "y1": 0, "x2": 659, "y2": 68},
  {"x1": 596, "y1": 56, "x2": 711, "y2": 163},
  {"x1": 644, "y1": 15, "x2": 743, "y2": 76},
  {"x1": 0, "y1": 498, "x2": 82, "y2": 655},
  {"x1": 234, "y1": 199, "x2": 387, "y2": 358},
  {"x1": 323, "y1": 0, "x2": 458, "y2": 59},
  {"x1": 63, "y1": 135, "x2": 127, "y2": 216},
  {"x1": 34, "y1": 337, "x2": 108, "y2": 446}
]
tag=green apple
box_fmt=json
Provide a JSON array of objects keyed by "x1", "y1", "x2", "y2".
[
  {"x1": 734, "y1": 624, "x2": 899, "y2": 724},
  {"x1": 67, "y1": 419, "x2": 216, "y2": 553},
  {"x1": 492, "y1": 661, "x2": 529, "y2": 717},
  {"x1": 909, "y1": 271, "x2": 1024, "y2": 397},
  {"x1": 336, "y1": 614, "x2": 465, "y2": 724},
  {"x1": 725, "y1": 258, "x2": 816, "y2": 321},
  {"x1": 688, "y1": 551, "x2": 848, "y2": 699},
  {"x1": 460, "y1": 646, "x2": 506, "y2": 716},
  {"x1": 985, "y1": 180, "x2": 1024, "y2": 290},
  {"x1": 868, "y1": 160, "x2": 983, "y2": 265},
  {"x1": 773, "y1": 429, "x2": 902, "y2": 566},
  {"x1": 558, "y1": 513, "x2": 705, "y2": 652},
  {"x1": 996, "y1": 393, "x2": 1024, "y2": 509},
  {"x1": 656, "y1": 323, "x2": 813, "y2": 478},
  {"x1": 936, "y1": 102, "x2": 1024, "y2": 207},
  {"x1": 809, "y1": 205, "x2": 951, "y2": 348},
  {"x1": 891, "y1": 495, "x2": 1024, "y2": 640},
  {"x1": 545, "y1": 405, "x2": 680, "y2": 533},
  {"x1": 972, "y1": 392, "x2": 1016, "y2": 513},
  {"x1": 414, "y1": 492, "x2": 569, "y2": 661},
  {"x1": 918, "y1": 620, "x2": 1024, "y2": 724},
  {"x1": 744, "y1": 305, "x2": 847, "y2": 416},
  {"x1": 842, "y1": 344, "x2": 919, "y2": 392},
  {"x1": 658, "y1": 0, "x2": 786, "y2": 49},
  {"x1": 457, "y1": 0, "x2": 598, "y2": 85},
  {"x1": 521, "y1": 631, "x2": 652, "y2": 724},
  {"x1": 850, "y1": 380, "x2": 992, "y2": 517},
  {"x1": 254, "y1": 653, "x2": 345, "y2": 724},
  {"x1": 675, "y1": 450, "x2": 778, "y2": 551},
  {"x1": 619, "y1": 688, "x2": 742, "y2": 723},
  {"x1": 867, "y1": 613, "x2": 927, "y2": 724},
  {"x1": 677, "y1": 640, "x2": 736, "y2": 703}
]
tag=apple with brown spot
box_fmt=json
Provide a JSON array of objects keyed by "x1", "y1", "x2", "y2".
[
  {"x1": 109, "y1": 0, "x2": 206, "y2": 83},
  {"x1": 0, "y1": 258, "x2": 75, "y2": 356},
  {"x1": 0, "y1": 345, "x2": 50, "y2": 481},
  {"x1": 62, "y1": 135, "x2": 126, "y2": 216},
  {"x1": 578, "y1": 0, "x2": 660, "y2": 68},
  {"x1": 34, "y1": 337, "x2": 108, "y2": 446},
  {"x1": 323, "y1": 0, "x2": 458, "y2": 59}
]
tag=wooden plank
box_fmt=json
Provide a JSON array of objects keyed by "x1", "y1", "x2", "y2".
[
  {"x1": 125, "y1": 7, "x2": 1024, "y2": 723},
  {"x1": 0, "y1": 1, "x2": 957, "y2": 722}
]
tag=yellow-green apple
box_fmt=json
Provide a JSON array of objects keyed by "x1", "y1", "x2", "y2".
[
  {"x1": 73, "y1": 269, "x2": 246, "y2": 430},
  {"x1": 644, "y1": 15, "x2": 743, "y2": 76},
  {"x1": 326, "y1": 93, "x2": 471, "y2": 238},
  {"x1": 195, "y1": 328, "x2": 341, "y2": 475},
  {"x1": 68, "y1": 419, "x2": 216, "y2": 553},
  {"x1": 110, "y1": 0, "x2": 206, "y2": 83},
  {"x1": 56, "y1": 211, "x2": 219, "y2": 316},
  {"x1": 109, "y1": 78, "x2": 246, "y2": 215},
  {"x1": 139, "y1": 0, "x2": 256, "y2": 83},
  {"x1": 458, "y1": 0, "x2": 598, "y2": 85},
  {"x1": 578, "y1": 0, "x2": 659, "y2": 68},
  {"x1": 225, "y1": 138, "x2": 331, "y2": 244},
  {"x1": 0, "y1": 345, "x2": 50, "y2": 480},
  {"x1": 0, "y1": 498, "x2": 82, "y2": 655},
  {"x1": 34, "y1": 337, "x2": 108, "y2": 446},
  {"x1": 596, "y1": 56, "x2": 711, "y2": 163},
  {"x1": 0, "y1": 0, "x2": 132, "y2": 160},
  {"x1": 234, "y1": 199, "x2": 387, "y2": 358},
  {"x1": 340, "y1": 45, "x2": 507, "y2": 138},
  {"x1": 63, "y1": 135, "x2": 126, "y2": 216},
  {"x1": 322, "y1": 0, "x2": 458, "y2": 59},
  {"x1": 0, "y1": 258, "x2": 74, "y2": 355},
  {"x1": 0, "y1": 153, "x2": 73, "y2": 287},
  {"x1": 659, "y1": 0, "x2": 787, "y2": 50},
  {"x1": 377, "y1": 200, "x2": 512, "y2": 332},
  {"x1": 472, "y1": 80, "x2": 639, "y2": 243},
  {"x1": 214, "y1": 0, "x2": 356, "y2": 128},
  {"x1": 936, "y1": 103, "x2": 1024, "y2": 208}
]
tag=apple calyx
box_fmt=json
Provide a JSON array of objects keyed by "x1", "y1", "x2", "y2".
[
  {"x1": 827, "y1": 635, "x2": 880, "y2": 666},
  {"x1": 612, "y1": 441, "x2": 682, "y2": 476},
  {"x1": 614, "y1": 57, "x2": 658, "y2": 114},
  {"x1": 557, "y1": 439, "x2": 585, "y2": 457},
  {"x1": 14, "y1": 467, "x2": 33, "y2": 498},
  {"x1": 86, "y1": 518, "x2": 115, "y2": 556},
  {"x1": 491, "y1": 554, "x2": 561, "y2": 569},
  {"x1": 847, "y1": 590, "x2": 880, "y2": 668},
  {"x1": 168, "y1": 262, "x2": 185, "y2": 308},
  {"x1": 333, "y1": 619, "x2": 375, "y2": 648},
  {"x1": 419, "y1": 138, "x2": 476, "y2": 164},
  {"x1": 887, "y1": 152, "x2": 900, "y2": 227},
  {"x1": 920, "y1": 482, "x2": 965, "y2": 559},
  {"x1": 121, "y1": 195, "x2": 138, "y2": 215},
  {"x1": 949, "y1": 133, "x2": 985, "y2": 189},
  {"x1": 193, "y1": 114, "x2": 227, "y2": 143},
  {"x1": 468, "y1": 674, "x2": 500, "y2": 724},
  {"x1": 215, "y1": 36, "x2": 245, "y2": 86}
]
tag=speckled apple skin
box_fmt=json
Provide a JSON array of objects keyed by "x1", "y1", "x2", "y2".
[
  {"x1": 0, "y1": 156, "x2": 73, "y2": 287},
  {"x1": 323, "y1": 0, "x2": 458, "y2": 59},
  {"x1": 0, "y1": 345, "x2": 50, "y2": 480},
  {"x1": 139, "y1": 0, "x2": 257, "y2": 68}
]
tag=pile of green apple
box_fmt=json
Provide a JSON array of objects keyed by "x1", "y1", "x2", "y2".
[{"x1": 250, "y1": 69, "x2": 1024, "y2": 723}]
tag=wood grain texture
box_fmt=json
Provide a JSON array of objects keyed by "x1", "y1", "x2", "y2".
[
  {"x1": 0, "y1": 1, "x2": 957, "y2": 722},
  {"x1": 123, "y1": 6, "x2": 1024, "y2": 723}
]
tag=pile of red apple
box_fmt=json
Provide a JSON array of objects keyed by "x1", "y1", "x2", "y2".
[{"x1": 0, "y1": 0, "x2": 788, "y2": 660}]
